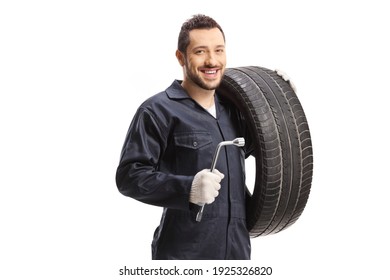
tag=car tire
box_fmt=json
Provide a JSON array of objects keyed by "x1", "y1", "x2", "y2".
[{"x1": 218, "y1": 66, "x2": 313, "y2": 237}]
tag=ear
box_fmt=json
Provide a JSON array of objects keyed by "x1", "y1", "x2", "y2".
[{"x1": 176, "y1": 50, "x2": 185, "y2": 67}]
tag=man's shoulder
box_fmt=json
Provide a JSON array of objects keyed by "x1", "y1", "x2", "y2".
[
  {"x1": 140, "y1": 80, "x2": 187, "y2": 109},
  {"x1": 141, "y1": 91, "x2": 169, "y2": 107}
]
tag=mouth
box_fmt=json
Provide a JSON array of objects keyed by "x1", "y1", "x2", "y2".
[{"x1": 199, "y1": 68, "x2": 220, "y2": 79}]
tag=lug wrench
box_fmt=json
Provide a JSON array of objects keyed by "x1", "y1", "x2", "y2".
[{"x1": 195, "y1": 137, "x2": 245, "y2": 222}]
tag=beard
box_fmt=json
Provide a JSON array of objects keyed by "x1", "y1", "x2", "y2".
[{"x1": 184, "y1": 63, "x2": 224, "y2": 91}]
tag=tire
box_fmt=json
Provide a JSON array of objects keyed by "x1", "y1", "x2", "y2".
[{"x1": 218, "y1": 66, "x2": 313, "y2": 237}]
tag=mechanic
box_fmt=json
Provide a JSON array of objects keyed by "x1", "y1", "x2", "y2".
[{"x1": 116, "y1": 14, "x2": 292, "y2": 260}]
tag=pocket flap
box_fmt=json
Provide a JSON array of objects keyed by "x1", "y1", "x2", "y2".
[{"x1": 174, "y1": 132, "x2": 212, "y2": 150}]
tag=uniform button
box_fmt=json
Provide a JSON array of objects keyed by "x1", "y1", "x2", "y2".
[{"x1": 193, "y1": 141, "x2": 198, "y2": 147}]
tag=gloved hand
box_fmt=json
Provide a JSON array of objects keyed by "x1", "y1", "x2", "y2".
[
  {"x1": 275, "y1": 69, "x2": 297, "y2": 92},
  {"x1": 189, "y1": 169, "x2": 224, "y2": 206}
]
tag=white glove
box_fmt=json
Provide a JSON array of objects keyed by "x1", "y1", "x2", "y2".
[
  {"x1": 275, "y1": 69, "x2": 297, "y2": 92},
  {"x1": 189, "y1": 169, "x2": 224, "y2": 206}
]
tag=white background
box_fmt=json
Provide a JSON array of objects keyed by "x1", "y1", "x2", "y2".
[{"x1": 1, "y1": 0, "x2": 389, "y2": 279}]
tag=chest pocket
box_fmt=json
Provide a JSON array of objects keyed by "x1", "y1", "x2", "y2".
[
  {"x1": 173, "y1": 131, "x2": 212, "y2": 150},
  {"x1": 173, "y1": 132, "x2": 213, "y2": 174}
]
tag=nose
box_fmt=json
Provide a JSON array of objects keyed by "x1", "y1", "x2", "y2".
[{"x1": 205, "y1": 52, "x2": 217, "y2": 66}]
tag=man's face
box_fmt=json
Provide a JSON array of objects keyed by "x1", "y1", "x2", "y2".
[{"x1": 181, "y1": 28, "x2": 226, "y2": 91}]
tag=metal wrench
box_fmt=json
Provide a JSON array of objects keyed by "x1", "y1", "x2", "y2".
[{"x1": 195, "y1": 137, "x2": 245, "y2": 222}]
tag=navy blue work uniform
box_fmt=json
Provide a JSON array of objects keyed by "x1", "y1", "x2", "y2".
[{"x1": 116, "y1": 80, "x2": 253, "y2": 260}]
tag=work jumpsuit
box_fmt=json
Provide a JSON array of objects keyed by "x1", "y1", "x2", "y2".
[{"x1": 116, "y1": 80, "x2": 253, "y2": 260}]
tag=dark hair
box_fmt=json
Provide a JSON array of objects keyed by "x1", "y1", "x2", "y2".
[{"x1": 177, "y1": 14, "x2": 225, "y2": 53}]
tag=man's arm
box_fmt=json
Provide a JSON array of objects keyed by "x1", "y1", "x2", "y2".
[{"x1": 115, "y1": 107, "x2": 193, "y2": 210}]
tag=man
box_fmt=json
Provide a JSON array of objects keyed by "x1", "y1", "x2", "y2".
[{"x1": 116, "y1": 14, "x2": 292, "y2": 260}]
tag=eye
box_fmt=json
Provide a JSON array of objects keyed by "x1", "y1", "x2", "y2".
[{"x1": 195, "y1": 49, "x2": 205, "y2": 55}]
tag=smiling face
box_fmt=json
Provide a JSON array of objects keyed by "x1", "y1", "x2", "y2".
[{"x1": 177, "y1": 28, "x2": 226, "y2": 93}]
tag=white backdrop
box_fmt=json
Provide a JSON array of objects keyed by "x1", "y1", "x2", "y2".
[{"x1": 1, "y1": 0, "x2": 389, "y2": 279}]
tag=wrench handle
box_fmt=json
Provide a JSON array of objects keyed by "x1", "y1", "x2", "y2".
[
  {"x1": 196, "y1": 205, "x2": 205, "y2": 222},
  {"x1": 195, "y1": 144, "x2": 222, "y2": 222}
]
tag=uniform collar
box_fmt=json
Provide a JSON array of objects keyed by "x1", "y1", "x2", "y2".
[
  {"x1": 165, "y1": 80, "x2": 191, "y2": 100},
  {"x1": 166, "y1": 79, "x2": 226, "y2": 116},
  {"x1": 166, "y1": 80, "x2": 225, "y2": 103}
]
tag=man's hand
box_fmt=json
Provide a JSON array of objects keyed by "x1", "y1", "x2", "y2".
[
  {"x1": 275, "y1": 69, "x2": 297, "y2": 92},
  {"x1": 190, "y1": 169, "x2": 224, "y2": 206}
]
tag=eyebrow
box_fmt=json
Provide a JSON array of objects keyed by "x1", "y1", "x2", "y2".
[{"x1": 192, "y1": 45, "x2": 226, "y2": 51}]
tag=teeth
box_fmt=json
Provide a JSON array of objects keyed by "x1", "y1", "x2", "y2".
[{"x1": 205, "y1": 70, "x2": 216, "y2": 74}]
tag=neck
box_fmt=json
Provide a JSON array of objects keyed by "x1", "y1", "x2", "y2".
[{"x1": 181, "y1": 80, "x2": 215, "y2": 109}]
